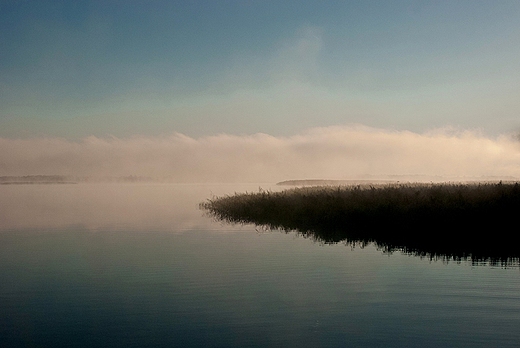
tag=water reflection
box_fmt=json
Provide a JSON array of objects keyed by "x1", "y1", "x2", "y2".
[
  {"x1": 2, "y1": 183, "x2": 520, "y2": 347},
  {"x1": 201, "y1": 187, "x2": 520, "y2": 267},
  {"x1": 0, "y1": 183, "x2": 277, "y2": 232},
  {"x1": 2, "y1": 182, "x2": 517, "y2": 265},
  {"x1": 283, "y1": 223, "x2": 519, "y2": 267}
]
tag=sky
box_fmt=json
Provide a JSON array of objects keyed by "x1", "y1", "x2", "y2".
[{"x1": 1, "y1": 1, "x2": 520, "y2": 181}]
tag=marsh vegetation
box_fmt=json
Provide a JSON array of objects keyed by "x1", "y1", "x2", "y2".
[{"x1": 201, "y1": 182, "x2": 520, "y2": 266}]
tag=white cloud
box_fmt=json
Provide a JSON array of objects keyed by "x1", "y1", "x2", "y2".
[{"x1": 1, "y1": 125, "x2": 519, "y2": 182}]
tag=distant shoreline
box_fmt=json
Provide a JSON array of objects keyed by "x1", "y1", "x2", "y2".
[
  {"x1": 276, "y1": 177, "x2": 519, "y2": 186},
  {"x1": 0, "y1": 181, "x2": 77, "y2": 185},
  {"x1": 277, "y1": 179, "x2": 396, "y2": 186},
  {"x1": 0, "y1": 175, "x2": 154, "y2": 184}
]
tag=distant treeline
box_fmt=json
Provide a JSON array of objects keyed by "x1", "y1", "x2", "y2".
[{"x1": 201, "y1": 182, "x2": 520, "y2": 266}]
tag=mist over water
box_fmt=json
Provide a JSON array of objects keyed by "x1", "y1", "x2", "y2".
[
  {"x1": 0, "y1": 183, "x2": 281, "y2": 231},
  {"x1": 2, "y1": 183, "x2": 520, "y2": 348},
  {"x1": 1, "y1": 125, "x2": 519, "y2": 182},
  {"x1": 2, "y1": 125, "x2": 520, "y2": 346}
]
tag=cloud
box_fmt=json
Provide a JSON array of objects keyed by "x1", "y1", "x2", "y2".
[
  {"x1": 268, "y1": 26, "x2": 323, "y2": 84},
  {"x1": 1, "y1": 125, "x2": 519, "y2": 182}
]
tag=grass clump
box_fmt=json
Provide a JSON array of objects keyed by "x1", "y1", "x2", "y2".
[{"x1": 200, "y1": 182, "x2": 520, "y2": 266}]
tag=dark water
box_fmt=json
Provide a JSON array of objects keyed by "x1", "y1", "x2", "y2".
[{"x1": 1, "y1": 184, "x2": 519, "y2": 347}]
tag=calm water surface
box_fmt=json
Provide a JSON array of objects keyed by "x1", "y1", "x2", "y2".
[{"x1": 1, "y1": 184, "x2": 519, "y2": 347}]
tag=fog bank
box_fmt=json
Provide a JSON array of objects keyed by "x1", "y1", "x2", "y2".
[{"x1": 1, "y1": 126, "x2": 519, "y2": 182}]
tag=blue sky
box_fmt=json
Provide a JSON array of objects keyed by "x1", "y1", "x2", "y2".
[{"x1": 2, "y1": 0, "x2": 519, "y2": 139}]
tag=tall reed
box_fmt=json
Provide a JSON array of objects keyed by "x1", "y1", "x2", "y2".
[{"x1": 201, "y1": 182, "x2": 520, "y2": 265}]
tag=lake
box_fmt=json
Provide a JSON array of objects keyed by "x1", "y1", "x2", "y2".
[{"x1": 1, "y1": 183, "x2": 519, "y2": 347}]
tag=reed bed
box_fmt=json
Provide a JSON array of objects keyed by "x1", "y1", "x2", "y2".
[{"x1": 200, "y1": 182, "x2": 520, "y2": 266}]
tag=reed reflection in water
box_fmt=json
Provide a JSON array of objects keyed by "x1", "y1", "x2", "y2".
[{"x1": 201, "y1": 182, "x2": 520, "y2": 266}]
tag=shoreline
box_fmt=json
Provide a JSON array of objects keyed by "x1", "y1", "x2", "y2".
[{"x1": 201, "y1": 182, "x2": 520, "y2": 266}]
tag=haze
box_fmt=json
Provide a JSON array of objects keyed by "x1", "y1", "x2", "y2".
[
  {"x1": 1, "y1": 126, "x2": 519, "y2": 183},
  {"x1": 1, "y1": 1, "x2": 520, "y2": 181}
]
